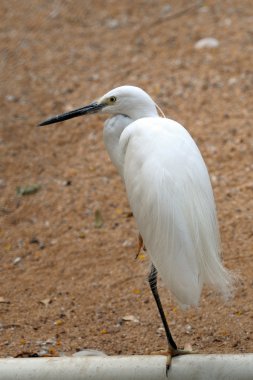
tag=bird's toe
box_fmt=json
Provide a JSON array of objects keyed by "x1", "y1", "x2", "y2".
[{"x1": 165, "y1": 353, "x2": 172, "y2": 377}]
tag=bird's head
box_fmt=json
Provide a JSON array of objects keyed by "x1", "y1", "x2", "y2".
[
  {"x1": 38, "y1": 85, "x2": 158, "y2": 127},
  {"x1": 98, "y1": 86, "x2": 158, "y2": 119}
]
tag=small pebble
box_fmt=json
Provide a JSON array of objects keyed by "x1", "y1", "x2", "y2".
[
  {"x1": 106, "y1": 19, "x2": 119, "y2": 29},
  {"x1": 13, "y1": 257, "x2": 21, "y2": 265},
  {"x1": 122, "y1": 240, "x2": 133, "y2": 247},
  {"x1": 185, "y1": 324, "x2": 192, "y2": 334},
  {"x1": 228, "y1": 77, "x2": 238, "y2": 86},
  {"x1": 0, "y1": 179, "x2": 6, "y2": 188},
  {"x1": 157, "y1": 327, "x2": 165, "y2": 336},
  {"x1": 5, "y1": 95, "x2": 18, "y2": 102},
  {"x1": 195, "y1": 37, "x2": 219, "y2": 49},
  {"x1": 38, "y1": 349, "x2": 48, "y2": 356}
]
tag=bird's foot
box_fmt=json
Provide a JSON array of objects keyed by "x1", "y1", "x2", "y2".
[{"x1": 165, "y1": 344, "x2": 197, "y2": 376}]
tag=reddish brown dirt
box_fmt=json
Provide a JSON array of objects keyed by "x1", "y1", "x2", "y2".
[{"x1": 1, "y1": 0, "x2": 252, "y2": 358}]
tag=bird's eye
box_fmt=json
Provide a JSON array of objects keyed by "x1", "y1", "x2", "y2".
[{"x1": 109, "y1": 96, "x2": 117, "y2": 103}]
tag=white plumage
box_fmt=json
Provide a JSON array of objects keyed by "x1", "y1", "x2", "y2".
[
  {"x1": 39, "y1": 85, "x2": 234, "y2": 359},
  {"x1": 120, "y1": 117, "x2": 231, "y2": 306},
  {"x1": 102, "y1": 86, "x2": 232, "y2": 306}
]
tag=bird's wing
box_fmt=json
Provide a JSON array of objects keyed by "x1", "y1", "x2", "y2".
[{"x1": 119, "y1": 117, "x2": 232, "y2": 306}]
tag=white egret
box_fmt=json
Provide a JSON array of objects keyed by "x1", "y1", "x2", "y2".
[{"x1": 38, "y1": 85, "x2": 233, "y2": 370}]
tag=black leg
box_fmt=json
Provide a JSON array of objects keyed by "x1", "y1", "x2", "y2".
[
  {"x1": 149, "y1": 263, "x2": 195, "y2": 375},
  {"x1": 148, "y1": 263, "x2": 177, "y2": 351}
]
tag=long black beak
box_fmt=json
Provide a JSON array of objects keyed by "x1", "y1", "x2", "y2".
[{"x1": 38, "y1": 102, "x2": 104, "y2": 127}]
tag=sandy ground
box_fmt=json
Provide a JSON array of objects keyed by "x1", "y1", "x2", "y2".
[{"x1": 0, "y1": 0, "x2": 253, "y2": 358}]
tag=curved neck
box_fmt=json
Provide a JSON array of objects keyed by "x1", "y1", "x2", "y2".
[
  {"x1": 103, "y1": 115, "x2": 132, "y2": 176},
  {"x1": 128, "y1": 104, "x2": 158, "y2": 120}
]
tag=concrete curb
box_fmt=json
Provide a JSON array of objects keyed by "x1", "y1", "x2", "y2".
[{"x1": 0, "y1": 354, "x2": 253, "y2": 380}]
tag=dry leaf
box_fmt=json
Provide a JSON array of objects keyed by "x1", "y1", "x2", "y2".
[
  {"x1": 16, "y1": 184, "x2": 41, "y2": 196},
  {"x1": 94, "y1": 209, "x2": 103, "y2": 228},
  {"x1": 184, "y1": 343, "x2": 193, "y2": 351},
  {"x1": 40, "y1": 298, "x2": 51, "y2": 307},
  {"x1": 48, "y1": 347, "x2": 58, "y2": 356},
  {"x1": 54, "y1": 319, "x2": 63, "y2": 326},
  {"x1": 122, "y1": 315, "x2": 140, "y2": 323},
  {"x1": 0, "y1": 297, "x2": 10, "y2": 304},
  {"x1": 4, "y1": 244, "x2": 12, "y2": 252},
  {"x1": 79, "y1": 232, "x2": 86, "y2": 239}
]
